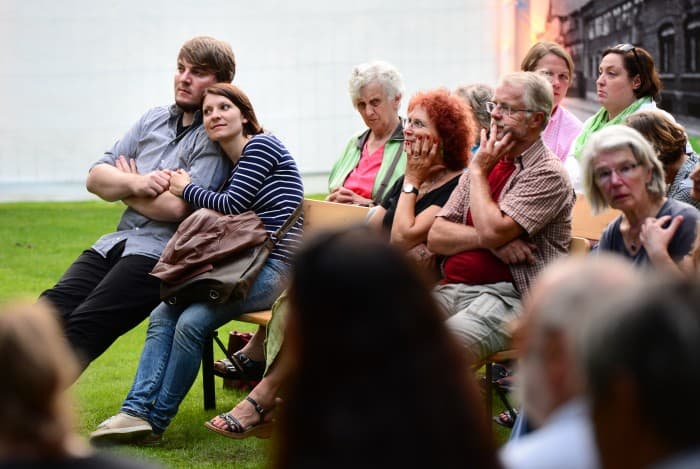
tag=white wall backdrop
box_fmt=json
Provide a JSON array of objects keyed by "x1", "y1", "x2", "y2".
[{"x1": 0, "y1": 0, "x2": 502, "y2": 197}]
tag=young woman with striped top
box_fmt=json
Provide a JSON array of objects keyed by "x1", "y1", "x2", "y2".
[{"x1": 89, "y1": 83, "x2": 303, "y2": 445}]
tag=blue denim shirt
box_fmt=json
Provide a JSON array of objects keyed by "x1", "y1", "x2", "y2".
[{"x1": 91, "y1": 105, "x2": 228, "y2": 259}]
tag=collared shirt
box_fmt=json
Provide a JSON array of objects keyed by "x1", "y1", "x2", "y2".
[
  {"x1": 91, "y1": 105, "x2": 229, "y2": 259},
  {"x1": 500, "y1": 399, "x2": 601, "y2": 469},
  {"x1": 542, "y1": 105, "x2": 582, "y2": 162},
  {"x1": 438, "y1": 138, "x2": 574, "y2": 294}
]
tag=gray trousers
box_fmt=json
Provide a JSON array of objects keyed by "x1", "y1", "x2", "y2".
[{"x1": 433, "y1": 281, "x2": 521, "y2": 362}]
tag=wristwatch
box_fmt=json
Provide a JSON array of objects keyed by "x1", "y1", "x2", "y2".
[{"x1": 402, "y1": 183, "x2": 419, "y2": 195}]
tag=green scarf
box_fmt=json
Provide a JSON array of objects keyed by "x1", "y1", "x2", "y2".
[{"x1": 572, "y1": 97, "x2": 650, "y2": 160}]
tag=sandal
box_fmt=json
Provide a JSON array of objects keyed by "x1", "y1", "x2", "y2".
[
  {"x1": 212, "y1": 351, "x2": 265, "y2": 383},
  {"x1": 493, "y1": 408, "x2": 518, "y2": 428},
  {"x1": 204, "y1": 396, "x2": 274, "y2": 439}
]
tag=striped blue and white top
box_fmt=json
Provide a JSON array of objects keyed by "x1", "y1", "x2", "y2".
[{"x1": 182, "y1": 133, "x2": 304, "y2": 263}]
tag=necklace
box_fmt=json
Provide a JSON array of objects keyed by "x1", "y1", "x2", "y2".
[{"x1": 625, "y1": 225, "x2": 642, "y2": 254}]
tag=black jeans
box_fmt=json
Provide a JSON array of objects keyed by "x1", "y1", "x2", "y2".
[{"x1": 40, "y1": 240, "x2": 161, "y2": 371}]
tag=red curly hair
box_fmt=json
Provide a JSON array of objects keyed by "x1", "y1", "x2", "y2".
[{"x1": 407, "y1": 88, "x2": 473, "y2": 170}]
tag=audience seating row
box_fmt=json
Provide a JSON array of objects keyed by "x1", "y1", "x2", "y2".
[{"x1": 202, "y1": 195, "x2": 621, "y2": 411}]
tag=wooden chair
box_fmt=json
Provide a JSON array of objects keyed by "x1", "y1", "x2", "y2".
[
  {"x1": 205, "y1": 195, "x2": 614, "y2": 414},
  {"x1": 570, "y1": 235, "x2": 591, "y2": 255},
  {"x1": 202, "y1": 199, "x2": 370, "y2": 409},
  {"x1": 572, "y1": 194, "x2": 620, "y2": 241}
]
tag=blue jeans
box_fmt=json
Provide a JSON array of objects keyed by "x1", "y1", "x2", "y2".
[{"x1": 120, "y1": 258, "x2": 289, "y2": 434}]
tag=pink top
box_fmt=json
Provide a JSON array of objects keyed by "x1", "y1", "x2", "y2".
[
  {"x1": 542, "y1": 105, "x2": 583, "y2": 162},
  {"x1": 343, "y1": 142, "x2": 385, "y2": 199}
]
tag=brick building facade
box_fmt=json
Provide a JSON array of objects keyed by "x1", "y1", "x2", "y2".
[{"x1": 544, "y1": 0, "x2": 700, "y2": 118}]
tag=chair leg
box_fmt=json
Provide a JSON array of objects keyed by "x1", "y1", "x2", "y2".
[
  {"x1": 214, "y1": 333, "x2": 228, "y2": 356},
  {"x1": 202, "y1": 330, "x2": 217, "y2": 410},
  {"x1": 485, "y1": 361, "x2": 493, "y2": 419}
]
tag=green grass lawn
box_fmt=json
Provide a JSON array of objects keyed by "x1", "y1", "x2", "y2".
[
  {"x1": 0, "y1": 199, "x2": 512, "y2": 468},
  {"x1": 690, "y1": 136, "x2": 700, "y2": 153},
  {"x1": 0, "y1": 201, "x2": 270, "y2": 468}
]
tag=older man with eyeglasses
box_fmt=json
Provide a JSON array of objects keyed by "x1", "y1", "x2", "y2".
[{"x1": 426, "y1": 71, "x2": 574, "y2": 363}]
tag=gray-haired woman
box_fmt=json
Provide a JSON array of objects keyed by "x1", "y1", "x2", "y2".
[
  {"x1": 453, "y1": 83, "x2": 493, "y2": 154},
  {"x1": 581, "y1": 125, "x2": 699, "y2": 268},
  {"x1": 326, "y1": 60, "x2": 406, "y2": 206}
]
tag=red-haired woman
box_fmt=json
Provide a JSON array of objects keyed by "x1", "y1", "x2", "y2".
[{"x1": 368, "y1": 88, "x2": 472, "y2": 280}]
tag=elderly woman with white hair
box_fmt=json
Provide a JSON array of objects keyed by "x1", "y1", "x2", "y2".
[
  {"x1": 326, "y1": 60, "x2": 406, "y2": 206},
  {"x1": 580, "y1": 124, "x2": 699, "y2": 268}
]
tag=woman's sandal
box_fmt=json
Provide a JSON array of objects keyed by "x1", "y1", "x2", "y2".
[
  {"x1": 493, "y1": 408, "x2": 518, "y2": 428},
  {"x1": 212, "y1": 351, "x2": 265, "y2": 383},
  {"x1": 204, "y1": 396, "x2": 274, "y2": 439}
]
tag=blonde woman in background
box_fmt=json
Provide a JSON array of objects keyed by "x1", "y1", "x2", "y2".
[
  {"x1": 520, "y1": 41, "x2": 582, "y2": 163},
  {"x1": 0, "y1": 301, "x2": 160, "y2": 468}
]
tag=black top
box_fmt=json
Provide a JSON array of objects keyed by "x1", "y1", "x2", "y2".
[{"x1": 379, "y1": 174, "x2": 460, "y2": 231}]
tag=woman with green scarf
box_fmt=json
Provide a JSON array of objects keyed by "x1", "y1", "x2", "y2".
[{"x1": 567, "y1": 44, "x2": 669, "y2": 191}]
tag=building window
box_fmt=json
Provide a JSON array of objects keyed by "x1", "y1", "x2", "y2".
[
  {"x1": 687, "y1": 19, "x2": 700, "y2": 73},
  {"x1": 659, "y1": 25, "x2": 675, "y2": 73}
]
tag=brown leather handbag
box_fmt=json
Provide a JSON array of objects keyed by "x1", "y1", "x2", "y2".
[{"x1": 151, "y1": 204, "x2": 302, "y2": 305}]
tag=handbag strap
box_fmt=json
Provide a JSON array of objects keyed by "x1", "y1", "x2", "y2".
[
  {"x1": 271, "y1": 202, "x2": 304, "y2": 245},
  {"x1": 372, "y1": 135, "x2": 405, "y2": 206}
]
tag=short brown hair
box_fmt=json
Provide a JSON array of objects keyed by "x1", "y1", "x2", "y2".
[
  {"x1": 601, "y1": 45, "x2": 662, "y2": 102},
  {"x1": 178, "y1": 36, "x2": 236, "y2": 83},
  {"x1": 521, "y1": 41, "x2": 574, "y2": 84},
  {"x1": 625, "y1": 110, "x2": 688, "y2": 166}
]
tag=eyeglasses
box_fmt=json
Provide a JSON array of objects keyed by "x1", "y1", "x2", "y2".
[
  {"x1": 485, "y1": 101, "x2": 533, "y2": 117},
  {"x1": 594, "y1": 162, "x2": 641, "y2": 184},
  {"x1": 612, "y1": 43, "x2": 646, "y2": 80},
  {"x1": 405, "y1": 117, "x2": 427, "y2": 129}
]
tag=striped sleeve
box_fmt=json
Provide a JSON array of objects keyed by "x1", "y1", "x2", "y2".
[
  {"x1": 183, "y1": 137, "x2": 280, "y2": 214},
  {"x1": 182, "y1": 134, "x2": 304, "y2": 263}
]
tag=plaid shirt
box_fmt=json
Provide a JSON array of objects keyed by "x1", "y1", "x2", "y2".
[{"x1": 438, "y1": 138, "x2": 574, "y2": 294}]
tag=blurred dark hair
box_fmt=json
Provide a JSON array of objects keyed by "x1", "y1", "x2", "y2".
[{"x1": 272, "y1": 226, "x2": 501, "y2": 469}]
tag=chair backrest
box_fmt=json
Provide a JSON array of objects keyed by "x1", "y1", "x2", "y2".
[
  {"x1": 301, "y1": 198, "x2": 370, "y2": 234},
  {"x1": 570, "y1": 236, "x2": 591, "y2": 255},
  {"x1": 572, "y1": 194, "x2": 620, "y2": 241}
]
